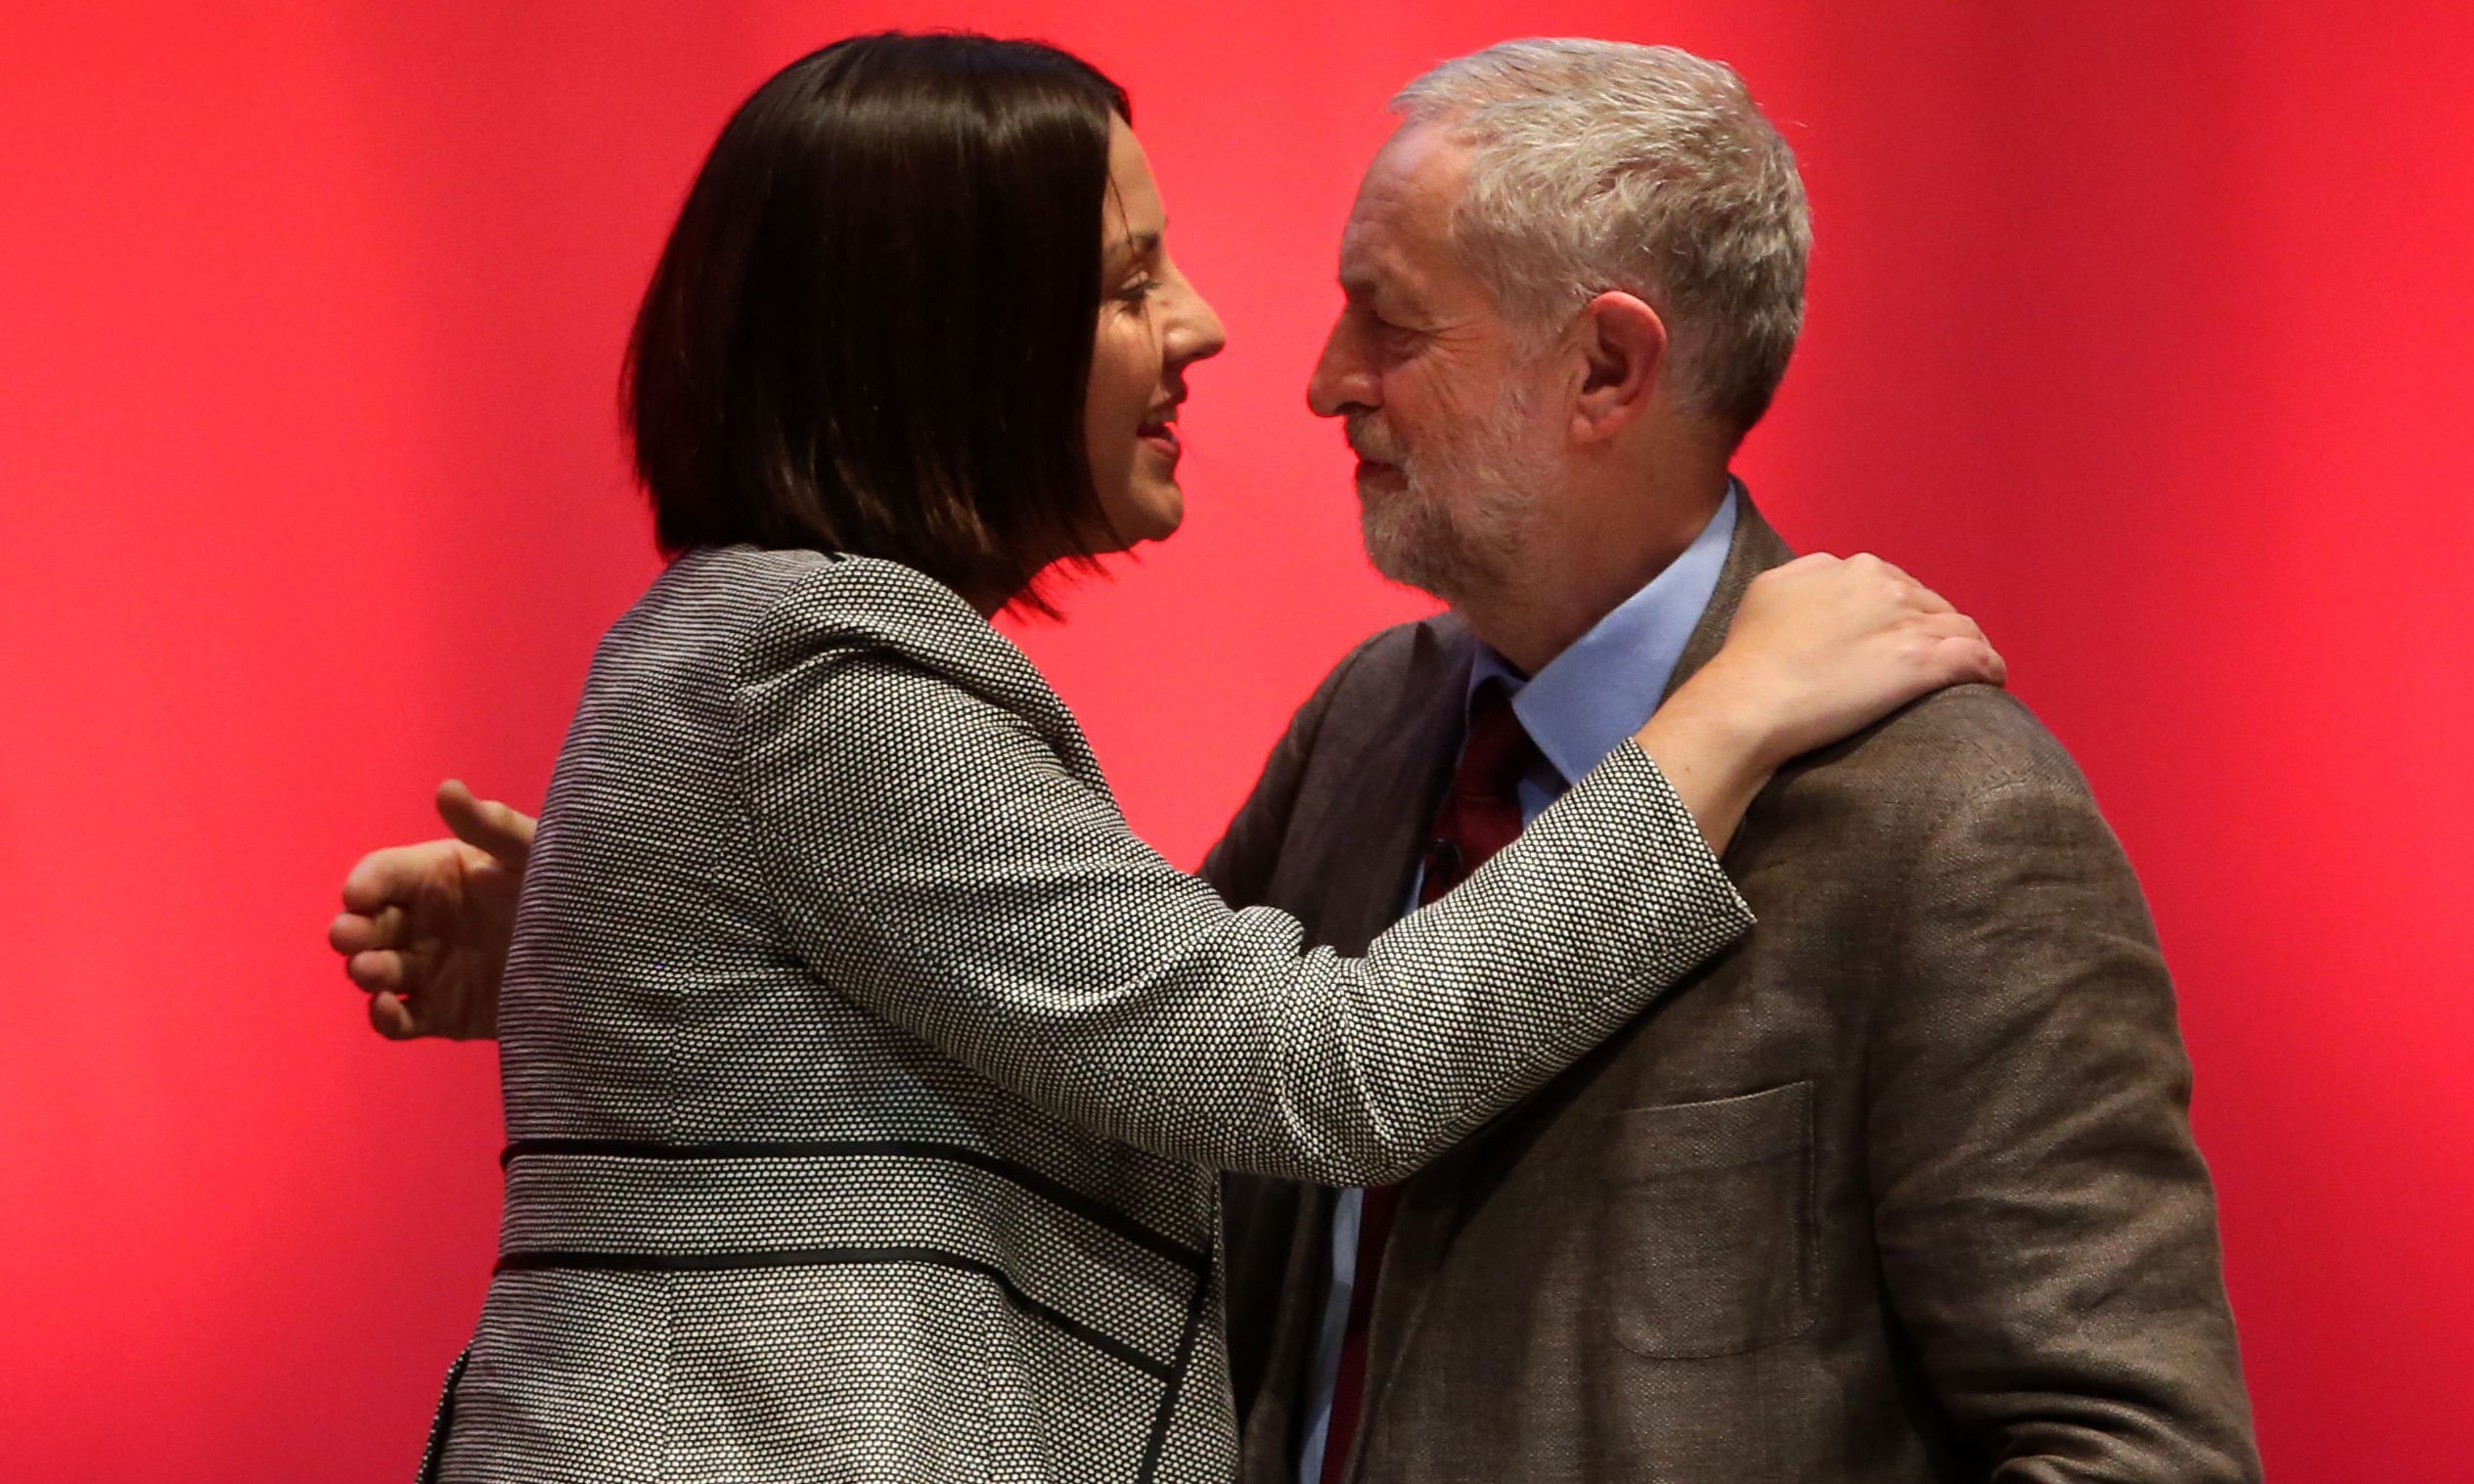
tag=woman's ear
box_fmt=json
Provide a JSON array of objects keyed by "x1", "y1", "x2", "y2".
[{"x1": 1570, "y1": 292, "x2": 1667, "y2": 444}]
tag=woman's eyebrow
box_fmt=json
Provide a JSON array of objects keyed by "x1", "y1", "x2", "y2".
[{"x1": 1104, "y1": 229, "x2": 1163, "y2": 267}]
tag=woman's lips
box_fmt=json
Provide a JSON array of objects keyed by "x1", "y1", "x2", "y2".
[{"x1": 1140, "y1": 423, "x2": 1180, "y2": 459}]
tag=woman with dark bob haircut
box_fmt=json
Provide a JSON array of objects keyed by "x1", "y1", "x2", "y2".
[{"x1": 343, "y1": 31, "x2": 2001, "y2": 1482}]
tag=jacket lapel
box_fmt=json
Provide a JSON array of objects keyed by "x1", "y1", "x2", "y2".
[
  {"x1": 1236, "y1": 617, "x2": 1472, "y2": 1480},
  {"x1": 1259, "y1": 497, "x2": 1795, "y2": 1479},
  {"x1": 1292, "y1": 615, "x2": 1474, "y2": 956}
]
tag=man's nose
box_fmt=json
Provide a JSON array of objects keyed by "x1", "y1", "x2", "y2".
[{"x1": 1306, "y1": 322, "x2": 1373, "y2": 420}]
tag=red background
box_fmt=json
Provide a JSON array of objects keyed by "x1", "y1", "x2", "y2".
[{"x1": 3, "y1": 3, "x2": 2467, "y2": 1479}]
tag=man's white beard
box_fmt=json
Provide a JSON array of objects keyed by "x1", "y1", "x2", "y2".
[{"x1": 1352, "y1": 379, "x2": 1558, "y2": 607}]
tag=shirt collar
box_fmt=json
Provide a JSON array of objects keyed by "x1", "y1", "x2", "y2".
[{"x1": 1468, "y1": 482, "x2": 1740, "y2": 787}]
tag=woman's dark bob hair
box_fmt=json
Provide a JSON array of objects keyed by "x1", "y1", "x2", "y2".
[{"x1": 623, "y1": 32, "x2": 1131, "y2": 610}]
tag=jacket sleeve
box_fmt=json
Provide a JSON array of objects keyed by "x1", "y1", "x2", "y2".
[
  {"x1": 1867, "y1": 769, "x2": 2261, "y2": 1482},
  {"x1": 730, "y1": 625, "x2": 1751, "y2": 1188}
]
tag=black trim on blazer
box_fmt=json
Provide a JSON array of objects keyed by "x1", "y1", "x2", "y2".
[
  {"x1": 495, "y1": 1244, "x2": 1175, "y2": 1383},
  {"x1": 1135, "y1": 1255, "x2": 1217, "y2": 1484},
  {"x1": 501, "y1": 1137, "x2": 1209, "y2": 1271}
]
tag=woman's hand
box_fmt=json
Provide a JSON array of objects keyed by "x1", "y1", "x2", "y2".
[
  {"x1": 1695, "y1": 552, "x2": 2005, "y2": 768},
  {"x1": 1636, "y1": 554, "x2": 2004, "y2": 851},
  {"x1": 326, "y1": 780, "x2": 533, "y2": 1040}
]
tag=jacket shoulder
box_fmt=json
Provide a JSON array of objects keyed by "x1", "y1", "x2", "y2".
[
  {"x1": 705, "y1": 550, "x2": 1053, "y2": 707},
  {"x1": 600, "y1": 546, "x2": 949, "y2": 675},
  {"x1": 1785, "y1": 682, "x2": 2097, "y2": 829},
  {"x1": 1316, "y1": 609, "x2": 1470, "y2": 713},
  {"x1": 623, "y1": 547, "x2": 1092, "y2": 777},
  {"x1": 718, "y1": 550, "x2": 990, "y2": 665}
]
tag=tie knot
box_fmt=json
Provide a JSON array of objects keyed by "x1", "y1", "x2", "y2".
[
  {"x1": 1455, "y1": 681, "x2": 1537, "y2": 799},
  {"x1": 1417, "y1": 679, "x2": 1539, "y2": 910}
]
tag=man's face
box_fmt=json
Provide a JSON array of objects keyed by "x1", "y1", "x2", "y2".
[{"x1": 1307, "y1": 122, "x2": 1562, "y2": 604}]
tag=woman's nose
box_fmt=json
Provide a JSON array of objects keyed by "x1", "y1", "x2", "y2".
[{"x1": 1168, "y1": 285, "x2": 1227, "y2": 368}]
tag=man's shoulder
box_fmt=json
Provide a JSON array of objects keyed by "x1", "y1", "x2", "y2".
[
  {"x1": 1742, "y1": 686, "x2": 2147, "y2": 984},
  {"x1": 1311, "y1": 610, "x2": 1470, "y2": 713},
  {"x1": 1785, "y1": 682, "x2": 2098, "y2": 828}
]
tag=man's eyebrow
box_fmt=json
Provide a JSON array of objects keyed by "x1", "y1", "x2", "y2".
[{"x1": 1340, "y1": 266, "x2": 1419, "y2": 315}]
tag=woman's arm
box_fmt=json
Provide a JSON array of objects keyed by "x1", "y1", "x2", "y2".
[{"x1": 736, "y1": 630, "x2": 1746, "y2": 1188}]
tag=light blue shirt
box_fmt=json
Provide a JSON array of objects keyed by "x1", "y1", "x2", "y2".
[{"x1": 1292, "y1": 485, "x2": 1739, "y2": 1484}]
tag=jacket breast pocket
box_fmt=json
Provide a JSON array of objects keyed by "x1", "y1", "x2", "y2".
[{"x1": 1595, "y1": 1080, "x2": 1817, "y2": 1359}]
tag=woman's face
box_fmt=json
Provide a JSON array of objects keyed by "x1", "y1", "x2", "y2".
[{"x1": 1085, "y1": 116, "x2": 1226, "y2": 551}]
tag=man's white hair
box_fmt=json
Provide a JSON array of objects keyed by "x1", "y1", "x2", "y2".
[{"x1": 1392, "y1": 39, "x2": 1812, "y2": 438}]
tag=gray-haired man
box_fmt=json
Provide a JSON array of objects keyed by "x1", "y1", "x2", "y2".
[
  {"x1": 335, "y1": 38, "x2": 2259, "y2": 1484},
  {"x1": 1202, "y1": 40, "x2": 2257, "y2": 1484}
]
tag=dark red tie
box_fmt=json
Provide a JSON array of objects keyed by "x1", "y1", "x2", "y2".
[{"x1": 1321, "y1": 682, "x2": 1540, "y2": 1484}]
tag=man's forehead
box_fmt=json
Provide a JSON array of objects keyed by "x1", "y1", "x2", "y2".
[
  {"x1": 1338, "y1": 124, "x2": 1472, "y2": 300},
  {"x1": 1354, "y1": 123, "x2": 1468, "y2": 220}
]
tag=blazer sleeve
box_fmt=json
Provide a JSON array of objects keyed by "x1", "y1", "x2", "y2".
[
  {"x1": 729, "y1": 625, "x2": 1751, "y2": 1189},
  {"x1": 1867, "y1": 769, "x2": 2261, "y2": 1482}
]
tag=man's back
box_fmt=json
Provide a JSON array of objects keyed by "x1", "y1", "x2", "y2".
[{"x1": 1209, "y1": 501, "x2": 2259, "y2": 1483}]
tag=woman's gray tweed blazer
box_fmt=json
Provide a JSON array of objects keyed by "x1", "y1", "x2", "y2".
[{"x1": 423, "y1": 546, "x2": 1751, "y2": 1483}]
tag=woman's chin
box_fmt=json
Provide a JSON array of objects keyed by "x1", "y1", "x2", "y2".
[
  {"x1": 1130, "y1": 483, "x2": 1186, "y2": 544},
  {"x1": 1087, "y1": 489, "x2": 1184, "y2": 556}
]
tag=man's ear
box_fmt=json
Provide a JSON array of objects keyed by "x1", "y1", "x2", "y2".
[{"x1": 1570, "y1": 292, "x2": 1667, "y2": 443}]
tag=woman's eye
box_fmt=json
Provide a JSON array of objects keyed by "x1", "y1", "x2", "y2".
[{"x1": 1117, "y1": 278, "x2": 1162, "y2": 305}]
